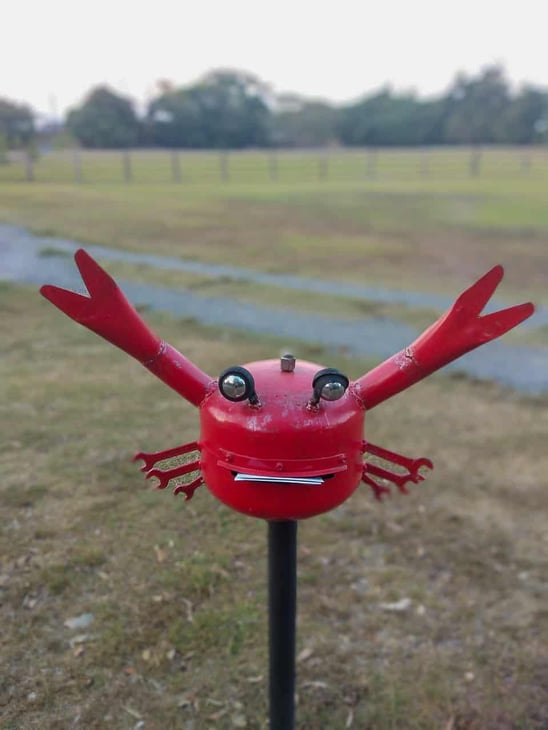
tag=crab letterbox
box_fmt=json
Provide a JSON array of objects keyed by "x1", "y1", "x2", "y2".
[{"x1": 41, "y1": 251, "x2": 534, "y2": 518}]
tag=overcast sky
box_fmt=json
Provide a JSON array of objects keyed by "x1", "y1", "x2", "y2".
[{"x1": 2, "y1": 0, "x2": 546, "y2": 117}]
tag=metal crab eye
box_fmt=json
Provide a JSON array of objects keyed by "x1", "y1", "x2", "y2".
[
  {"x1": 222, "y1": 374, "x2": 247, "y2": 399},
  {"x1": 218, "y1": 366, "x2": 259, "y2": 404},
  {"x1": 311, "y1": 368, "x2": 349, "y2": 406},
  {"x1": 320, "y1": 380, "x2": 347, "y2": 401}
]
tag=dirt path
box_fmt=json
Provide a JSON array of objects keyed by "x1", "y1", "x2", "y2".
[{"x1": 2, "y1": 223, "x2": 547, "y2": 394}]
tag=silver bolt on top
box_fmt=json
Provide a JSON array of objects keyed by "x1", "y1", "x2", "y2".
[{"x1": 280, "y1": 353, "x2": 296, "y2": 372}]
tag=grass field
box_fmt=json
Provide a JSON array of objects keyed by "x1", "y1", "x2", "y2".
[
  {"x1": 2, "y1": 148, "x2": 548, "y2": 305},
  {"x1": 1, "y1": 147, "x2": 548, "y2": 728},
  {"x1": 1, "y1": 283, "x2": 547, "y2": 729}
]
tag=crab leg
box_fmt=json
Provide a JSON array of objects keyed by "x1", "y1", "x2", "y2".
[
  {"x1": 173, "y1": 476, "x2": 204, "y2": 501},
  {"x1": 362, "y1": 442, "x2": 433, "y2": 474},
  {"x1": 145, "y1": 460, "x2": 201, "y2": 490},
  {"x1": 134, "y1": 441, "x2": 203, "y2": 500},
  {"x1": 361, "y1": 440, "x2": 433, "y2": 500},
  {"x1": 361, "y1": 472, "x2": 391, "y2": 501},
  {"x1": 134, "y1": 441, "x2": 200, "y2": 473},
  {"x1": 365, "y1": 463, "x2": 424, "y2": 494}
]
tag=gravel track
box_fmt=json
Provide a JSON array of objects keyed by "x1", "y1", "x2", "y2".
[{"x1": 1, "y1": 223, "x2": 546, "y2": 394}]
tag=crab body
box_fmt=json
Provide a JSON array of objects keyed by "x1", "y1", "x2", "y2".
[
  {"x1": 40, "y1": 250, "x2": 534, "y2": 521},
  {"x1": 199, "y1": 358, "x2": 364, "y2": 520}
]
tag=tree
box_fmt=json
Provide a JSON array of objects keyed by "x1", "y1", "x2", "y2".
[
  {"x1": 146, "y1": 69, "x2": 271, "y2": 148},
  {"x1": 443, "y1": 65, "x2": 510, "y2": 144},
  {"x1": 0, "y1": 98, "x2": 35, "y2": 147},
  {"x1": 66, "y1": 86, "x2": 141, "y2": 148},
  {"x1": 146, "y1": 88, "x2": 204, "y2": 147},
  {"x1": 271, "y1": 95, "x2": 340, "y2": 147},
  {"x1": 338, "y1": 88, "x2": 447, "y2": 146},
  {"x1": 497, "y1": 86, "x2": 548, "y2": 144}
]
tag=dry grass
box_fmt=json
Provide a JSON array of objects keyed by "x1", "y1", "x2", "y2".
[
  {"x1": 87, "y1": 258, "x2": 440, "y2": 333},
  {"x1": 1, "y1": 282, "x2": 547, "y2": 729}
]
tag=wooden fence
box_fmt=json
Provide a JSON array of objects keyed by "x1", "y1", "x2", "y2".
[{"x1": 1, "y1": 146, "x2": 547, "y2": 185}]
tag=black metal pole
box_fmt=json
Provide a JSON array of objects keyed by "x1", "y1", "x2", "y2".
[{"x1": 268, "y1": 520, "x2": 297, "y2": 730}]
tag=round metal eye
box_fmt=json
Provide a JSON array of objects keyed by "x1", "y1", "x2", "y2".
[
  {"x1": 320, "y1": 380, "x2": 347, "y2": 401},
  {"x1": 311, "y1": 368, "x2": 349, "y2": 405},
  {"x1": 221, "y1": 373, "x2": 247, "y2": 400},
  {"x1": 218, "y1": 366, "x2": 258, "y2": 403}
]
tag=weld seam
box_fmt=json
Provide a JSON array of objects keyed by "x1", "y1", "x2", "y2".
[{"x1": 143, "y1": 340, "x2": 166, "y2": 366}]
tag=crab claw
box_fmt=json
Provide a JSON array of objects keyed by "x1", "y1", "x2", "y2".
[
  {"x1": 355, "y1": 266, "x2": 535, "y2": 410},
  {"x1": 41, "y1": 250, "x2": 161, "y2": 362},
  {"x1": 417, "y1": 265, "x2": 534, "y2": 352},
  {"x1": 41, "y1": 250, "x2": 212, "y2": 406}
]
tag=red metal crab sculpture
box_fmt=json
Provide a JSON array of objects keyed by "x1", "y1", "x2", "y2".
[{"x1": 41, "y1": 251, "x2": 534, "y2": 520}]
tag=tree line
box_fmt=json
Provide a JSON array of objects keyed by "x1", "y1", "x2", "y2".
[{"x1": 1, "y1": 65, "x2": 547, "y2": 153}]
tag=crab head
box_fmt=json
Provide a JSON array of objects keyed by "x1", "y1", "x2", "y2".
[{"x1": 199, "y1": 356, "x2": 365, "y2": 520}]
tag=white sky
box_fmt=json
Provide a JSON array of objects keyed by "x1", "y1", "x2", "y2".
[{"x1": 2, "y1": 0, "x2": 547, "y2": 117}]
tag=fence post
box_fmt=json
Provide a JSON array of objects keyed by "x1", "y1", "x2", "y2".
[
  {"x1": 520, "y1": 149, "x2": 531, "y2": 175},
  {"x1": 219, "y1": 151, "x2": 229, "y2": 182},
  {"x1": 268, "y1": 150, "x2": 278, "y2": 181},
  {"x1": 365, "y1": 148, "x2": 377, "y2": 178},
  {"x1": 0, "y1": 133, "x2": 7, "y2": 165},
  {"x1": 73, "y1": 149, "x2": 83, "y2": 183},
  {"x1": 25, "y1": 147, "x2": 34, "y2": 182},
  {"x1": 469, "y1": 147, "x2": 482, "y2": 177},
  {"x1": 171, "y1": 150, "x2": 181, "y2": 183},
  {"x1": 318, "y1": 153, "x2": 328, "y2": 181},
  {"x1": 123, "y1": 149, "x2": 133, "y2": 183},
  {"x1": 420, "y1": 148, "x2": 430, "y2": 177}
]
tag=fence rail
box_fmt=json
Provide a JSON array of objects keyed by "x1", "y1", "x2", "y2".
[{"x1": 1, "y1": 146, "x2": 547, "y2": 185}]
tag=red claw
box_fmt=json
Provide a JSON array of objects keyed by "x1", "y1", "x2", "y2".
[
  {"x1": 41, "y1": 250, "x2": 162, "y2": 362},
  {"x1": 354, "y1": 265, "x2": 535, "y2": 410},
  {"x1": 41, "y1": 250, "x2": 212, "y2": 406}
]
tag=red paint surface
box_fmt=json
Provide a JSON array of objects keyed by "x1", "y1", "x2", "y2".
[{"x1": 199, "y1": 359, "x2": 365, "y2": 520}]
